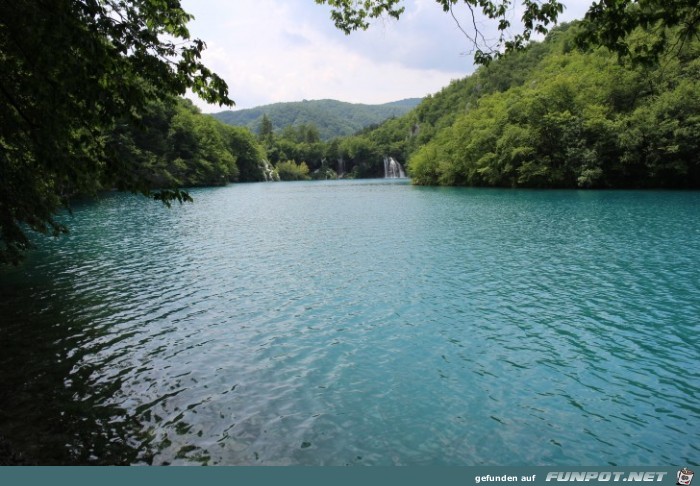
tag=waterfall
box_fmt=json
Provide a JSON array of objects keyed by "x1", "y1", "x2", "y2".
[
  {"x1": 261, "y1": 160, "x2": 279, "y2": 182},
  {"x1": 383, "y1": 156, "x2": 406, "y2": 179},
  {"x1": 337, "y1": 157, "x2": 345, "y2": 177}
]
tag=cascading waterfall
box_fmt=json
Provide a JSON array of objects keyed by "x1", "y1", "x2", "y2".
[
  {"x1": 261, "y1": 159, "x2": 279, "y2": 182},
  {"x1": 337, "y1": 158, "x2": 345, "y2": 178},
  {"x1": 384, "y1": 156, "x2": 406, "y2": 179}
]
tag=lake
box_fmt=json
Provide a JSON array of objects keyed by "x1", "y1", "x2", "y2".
[{"x1": 0, "y1": 180, "x2": 698, "y2": 465}]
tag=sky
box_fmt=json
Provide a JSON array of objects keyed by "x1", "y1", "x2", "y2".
[{"x1": 180, "y1": 0, "x2": 594, "y2": 112}]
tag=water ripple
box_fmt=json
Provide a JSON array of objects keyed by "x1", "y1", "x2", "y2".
[{"x1": 0, "y1": 183, "x2": 698, "y2": 465}]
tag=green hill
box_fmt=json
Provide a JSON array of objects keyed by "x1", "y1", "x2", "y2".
[
  {"x1": 211, "y1": 98, "x2": 421, "y2": 141},
  {"x1": 335, "y1": 22, "x2": 700, "y2": 188}
]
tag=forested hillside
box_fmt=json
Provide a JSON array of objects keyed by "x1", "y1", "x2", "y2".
[
  {"x1": 338, "y1": 22, "x2": 700, "y2": 188},
  {"x1": 110, "y1": 98, "x2": 267, "y2": 190},
  {"x1": 212, "y1": 98, "x2": 421, "y2": 140}
]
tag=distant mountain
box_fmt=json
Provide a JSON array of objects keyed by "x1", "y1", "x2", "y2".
[{"x1": 211, "y1": 98, "x2": 422, "y2": 141}]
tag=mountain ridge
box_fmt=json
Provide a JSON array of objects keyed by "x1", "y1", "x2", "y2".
[{"x1": 211, "y1": 98, "x2": 422, "y2": 141}]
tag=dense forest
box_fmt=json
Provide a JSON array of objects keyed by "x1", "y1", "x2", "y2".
[
  {"x1": 334, "y1": 22, "x2": 700, "y2": 188},
  {"x1": 408, "y1": 24, "x2": 700, "y2": 188},
  {"x1": 105, "y1": 98, "x2": 355, "y2": 184},
  {"x1": 212, "y1": 98, "x2": 421, "y2": 141},
  {"x1": 0, "y1": 0, "x2": 234, "y2": 264},
  {"x1": 108, "y1": 97, "x2": 263, "y2": 189},
  {"x1": 129, "y1": 17, "x2": 700, "y2": 188},
  {"x1": 84, "y1": 21, "x2": 700, "y2": 189}
]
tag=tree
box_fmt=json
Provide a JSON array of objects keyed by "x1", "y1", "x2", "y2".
[
  {"x1": 224, "y1": 124, "x2": 268, "y2": 183},
  {"x1": 303, "y1": 124, "x2": 321, "y2": 144},
  {"x1": 276, "y1": 160, "x2": 311, "y2": 181},
  {"x1": 258, "y1": 114, "x2": 274, "y2": 143},
  {"x1": 405, "y1": 22, "x2": 700, "y2": 188},
  {"x1": 315, "y1": 0, "x2": 564, "y2": 63},
  {"x1": 576, "y1": 0, "x2": 700, "y2": 66},
  {"x1": 315, "y1": 0, "x2": 700, "y2": 64},
  {"x1": 0, "y1": 0, "x2": 233, "y2": 264}
]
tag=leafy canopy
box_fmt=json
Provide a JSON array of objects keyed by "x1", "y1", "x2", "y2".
[
  {"x1": 315, "y1": 0, "x2": 700, "y2": 64},
  {"x1": 315, "y1": 0, "x2": 563, "y2": 63},
  {"x1": 0, "y1": 0, "x2": 233, "y2": 264},
  {"x1": 404, "y1": 23, "x2": 700, "y2": 188},
  {"x1": 577, "y1": 0, "x2": 700, "y2": 66}
]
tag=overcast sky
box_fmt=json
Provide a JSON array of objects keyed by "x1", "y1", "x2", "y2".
[{"x1": 180, "y1": 0, "x2": 593, "y2": 112}]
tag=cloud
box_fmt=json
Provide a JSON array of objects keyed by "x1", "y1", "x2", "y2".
[
  {"x1": 180, "y1": 0, "x2": 593, "y2": 112},
  {"x1": 281, "y1": 30, "x2": 313, "y2": 48},
  {"x1": 181, "y1": 0, "x2": 466, "y2": 111},
  {"x1": 312, "y1": 0, "x2": 479, "y2": 73}
]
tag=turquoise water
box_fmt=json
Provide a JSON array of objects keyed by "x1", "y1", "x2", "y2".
[{"x1": 0, "y1": 180, "x2": 698, "y2": 465}]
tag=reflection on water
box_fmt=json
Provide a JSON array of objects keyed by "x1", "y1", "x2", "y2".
[{"x1": 0, "y1": 181, "x2": 698, "y2": 465}]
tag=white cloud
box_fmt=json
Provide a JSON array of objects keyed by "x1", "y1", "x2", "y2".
[
  {"x1": 180, "y1": 0, "x2": 468, "y2": 111},
  {"x1": 180, "y1": 0, "x2": 593, "y2": 112}
]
